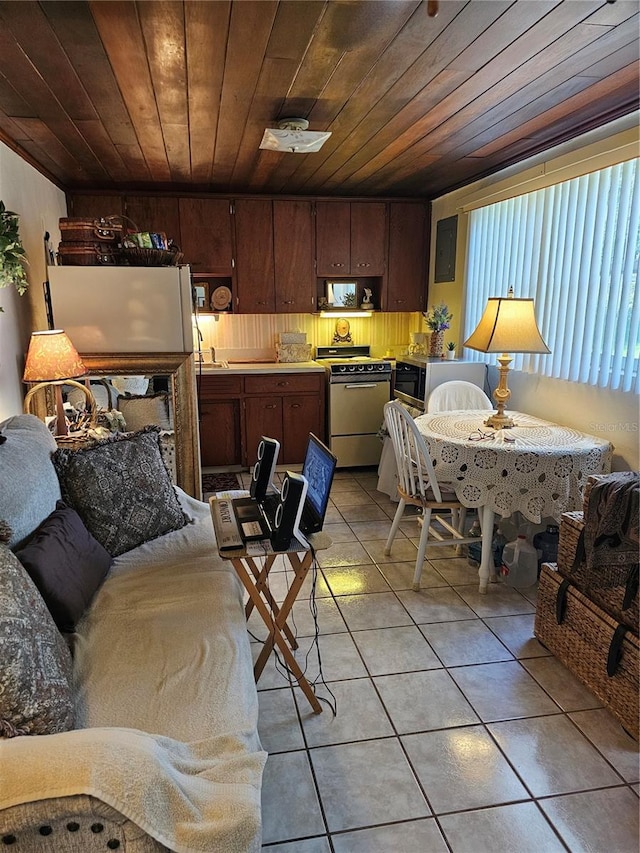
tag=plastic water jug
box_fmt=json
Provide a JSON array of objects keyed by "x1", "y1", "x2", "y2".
[{"x1": 501, "y1": 534, "x2": 539, "y2": 588}]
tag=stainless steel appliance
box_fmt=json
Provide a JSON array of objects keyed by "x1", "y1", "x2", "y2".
[
  {"x1": 394, "y1": 355, "x2": 487, "y2": 410},
  {"x1": 316, "y1": 345, "x2": 391, "y2": 468}
]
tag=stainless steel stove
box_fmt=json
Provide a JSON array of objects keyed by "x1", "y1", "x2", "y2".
[{"x1": 315, "y1": 346, "x2": 392, "y2": 467}]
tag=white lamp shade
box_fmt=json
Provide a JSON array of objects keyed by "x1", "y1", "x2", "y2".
[
  {"x1": 23, "y1": 330, "x2": 86, "y2": 382},
  {"x1": 464, "y1": 297, "x2": 550, "y2": 354}
]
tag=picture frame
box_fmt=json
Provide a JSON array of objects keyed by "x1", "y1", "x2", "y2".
[{"x1": 326, "y1": 280, "x2": 357, "y2": 308}]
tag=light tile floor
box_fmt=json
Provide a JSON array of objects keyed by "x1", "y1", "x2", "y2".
[{"x1": 235, "y1": 468, "x2": 639, "y2": 853}]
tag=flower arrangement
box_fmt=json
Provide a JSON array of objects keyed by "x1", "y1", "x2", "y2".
[
  {"x1": 0, "y1": 201, "x2": 28, "y2": 311},
  {"x1": 423, "y1": 303, "x2": 452, "y2": 332}
]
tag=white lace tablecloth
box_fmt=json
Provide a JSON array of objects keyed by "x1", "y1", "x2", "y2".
[{"x1": 414, "y1": 410, "x2": 613, "y2": 523}]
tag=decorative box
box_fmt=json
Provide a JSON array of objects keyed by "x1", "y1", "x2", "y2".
[
  {"x1": 275, "y1": 343, "x2": 313, "y2": 363},
  {"x1": 278, "y1": 331, "x2": 307, "y2": 344},
  {"x1": 535, "y1": 564, "x2": 638, "y2": 739}
]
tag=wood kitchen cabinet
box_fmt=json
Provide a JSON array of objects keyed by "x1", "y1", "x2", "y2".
[
  {"x1": 243, "y1": 373, "x2": 324, "y2": 465},
  {"x1": 273, "y1": 199, "x2": 315, "y2": 313},
  {"x1": 384, "y1": 202, "x2": 428, "y2": 312},
  {"x1": 178, "y1": 198, "x2": 233, "y2": 273},
  {"x1": 125, "y1": 196, "x2": 181, "y2": 247},
  {"x1": 233, "y1": 199, "x2": 275, "y2": 313},
  {"x1": 67, "y1": 194, "x2": 124, "y2": 219},
  {"x1": 198, "y1": 375, "x2": 243, "y2": 467},
  {"x1": 316, "y1": 201, "x2": 386, "y2": 277}
]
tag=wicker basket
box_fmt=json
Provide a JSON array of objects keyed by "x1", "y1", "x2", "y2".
[
  {"x1": 120, "y1": 246, "x2": 183, "y2": 267},
  {"x1": 558, "y1": 510, "x2": 639, "y2": 633},
  {"x1": 535, "y1": 564, "x2": 639, "y2": 738}
]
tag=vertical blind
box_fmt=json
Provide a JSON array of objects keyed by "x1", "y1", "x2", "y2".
[{"x1": 464, "y1": 159, "x2": 639, "y2": 393}]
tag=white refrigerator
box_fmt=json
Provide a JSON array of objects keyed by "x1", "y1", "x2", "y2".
[{"x1": 47, "y1": 265, "x2": 194, "y2": 353}]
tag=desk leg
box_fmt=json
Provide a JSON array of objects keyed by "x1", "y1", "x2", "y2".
[
  {"x1": 479, "y1": 505, "x2": 495, "y2": 594},
  {"x1": 244, "y1": 555, "x2": 298, "y2": 650},
  {"x1": 233, "y1": 554, "x2": 323, "y2": 714}
]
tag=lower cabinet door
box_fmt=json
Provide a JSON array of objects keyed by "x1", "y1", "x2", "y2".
[
  {"x1": 282, "y1": 395, "x2": 322, "y2": 464},
  {"x1": 200, "y1": 399, "x2": 242, "y2": 467},
  {"x1": 244, "y1": 397, "x2": 284, "y2": 464}
]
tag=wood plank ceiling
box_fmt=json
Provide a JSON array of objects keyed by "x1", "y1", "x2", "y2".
[{"x1": 0, "y1": 0, "x2": 637, "y2": 200}]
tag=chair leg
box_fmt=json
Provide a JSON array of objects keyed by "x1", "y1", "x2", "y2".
[
  {"x1": 455, "y1": 507, "x2": 467, "y2": 555},
  {"x1": 412, "y1": 507, "x2": 432, "y2": 591},
  {"x1": 384, "y1": 498, "x2": 406, "y2": 556}
]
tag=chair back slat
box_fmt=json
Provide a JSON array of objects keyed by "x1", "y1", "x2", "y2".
[{"x1": 384, "y1": 401, "x2": 442, "y2": 502}]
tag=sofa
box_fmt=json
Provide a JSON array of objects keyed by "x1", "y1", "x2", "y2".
[{"x1": 0, "y1": 415, "x2": 266, "y2": 852}]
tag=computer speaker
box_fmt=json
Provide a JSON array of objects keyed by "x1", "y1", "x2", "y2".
[
  {"x1": 250, "y1": 436, "x2": 280, "y2": 501},
  {"x1": 270, "y1": 471, "x2": 308, "y2": 552}
]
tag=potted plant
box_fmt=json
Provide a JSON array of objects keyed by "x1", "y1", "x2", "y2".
[
  {"x1": 0, "y1": 201, "x2": 28, "y2": 312},
  {"x1": 423, "y1": 303, "x2": 453, "y2": 356},
  {"x1": 446, "y1": 340, "x2": 456, "y2": 360}
]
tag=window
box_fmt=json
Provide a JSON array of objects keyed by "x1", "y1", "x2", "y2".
[{"x1": 464, "y1": 159, "x2": 639, "y2": 393}]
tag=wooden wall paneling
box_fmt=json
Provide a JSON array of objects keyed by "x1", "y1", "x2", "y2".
[
  {"x1": 137, "y1": 1, "x2": 190, "y2": 184},
  {"x1": 89, "y1": 0, "x2": 171, "y2": 182},
  {"x1": 210, "y1": 1, "x2": 278, "y2": 187},
  {"x1": 68, "y1": 194, "x2": 124, "y2": 218},
  {"x1": 184, "y1": 1, "x2": 231, "y2": 186}
]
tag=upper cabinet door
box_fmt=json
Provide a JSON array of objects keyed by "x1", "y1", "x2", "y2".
[
  {"x1": 125, "y1": 196, "x2": 181, "y2": 247},
  {"x1": 385, "y1": 202, "x2": 428, "y2": 312},
  {"x1": 315, "y1": 202, "x2": 350, "y2": 276},
  {"x1": 350, "y1": 202, "x2": 387, "y2": 275},
  {"x1": 273, "y1": 200, "x2": 315, "y2": 313},
  {"x1": 178, "y1": 198, "x2": 233, "y2": 273},
  {"x1": 234, "y1": 199, "x2": 275, "y2": 313},
  {"x1": 68, "y1": 195, "x2": 124, "y2": 219}
]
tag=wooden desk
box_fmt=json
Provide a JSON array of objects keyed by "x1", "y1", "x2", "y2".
[
  {"x1": 210, "y1": 498, "x2": 330, "y2": 713},
  {"x1": 414, "y1": 411, "x2": 612, "y2": 593}
]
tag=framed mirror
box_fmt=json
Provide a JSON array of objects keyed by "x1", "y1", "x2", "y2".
[{"x1": 80, "y1": 352, "x2": 201, "y2": 499}]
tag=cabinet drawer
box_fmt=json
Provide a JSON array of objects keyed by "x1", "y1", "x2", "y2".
[
  {"x1": 199, "y1": 375, "x2": 243, "y2": 397},
  {"x1": 244, "y1": 374, "x2": 322, "y2": 395}
]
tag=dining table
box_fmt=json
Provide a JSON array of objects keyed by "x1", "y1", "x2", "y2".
[{"x1": 413, "y1": 410, "x2": 613, "y2": 593}]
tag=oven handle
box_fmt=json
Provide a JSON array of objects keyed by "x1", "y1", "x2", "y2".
[{"x1": 343, "y1": 383, "x2": 380, "y2": 389}]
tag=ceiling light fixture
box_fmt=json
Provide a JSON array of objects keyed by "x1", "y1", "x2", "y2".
[{"x1": 259, "y1": 118, "x2": 331, "y2": 154}]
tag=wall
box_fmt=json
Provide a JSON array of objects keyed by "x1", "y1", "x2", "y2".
[
  {"x1": 428, "y1": 113, "x2": 639, "y2": 471},
  {"x1": 0, "y1": 142, "x2": 66, "y2": 420},
  {"x1": 196, "y1": 311, "x2": 423, "y2": 360}
]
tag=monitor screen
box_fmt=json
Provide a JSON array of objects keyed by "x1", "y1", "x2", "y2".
[{"x1": 302, "y1": 434, "x2": 337, "y2": 528}]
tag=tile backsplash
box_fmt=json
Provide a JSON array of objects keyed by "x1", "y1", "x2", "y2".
[{"x1": 195, "y1": 312, "x2": 422, "y2": 359}]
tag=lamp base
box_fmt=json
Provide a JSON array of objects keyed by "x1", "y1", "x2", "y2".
[{"x1": 484, "y1": 411, "x2": 515, "y2": 430}]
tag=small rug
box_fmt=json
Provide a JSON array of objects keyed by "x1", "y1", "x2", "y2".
[{"x1": 202, "y1": 472, "x2": 241, "y2": 496}]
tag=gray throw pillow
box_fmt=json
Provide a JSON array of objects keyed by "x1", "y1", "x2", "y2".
[
  {"x1": 0, "y1": 544, "x2": 74, "y2": 738},
  {"x1": 52, "y1": 427, "x2": 190, "y2": 557}
]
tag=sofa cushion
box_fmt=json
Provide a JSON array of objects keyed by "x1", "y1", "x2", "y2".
[
  {"x1": 0, "y1": 415, "x2": 61, "y2": 550},
  {"x1": 117, "y1": 392, "x2": 172, "y2": 431},
  {"x1": 16, "y1": 501, "x2": 112, "y2": 633},
  {"x1": 0, "y1": 544, "x2": 74, "y2": 737},
  {"x1": 52, "y1": 427, "x2": 190, "y2": 557}
]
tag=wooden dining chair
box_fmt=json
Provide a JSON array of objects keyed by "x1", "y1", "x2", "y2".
[
  {"x1": 427, "y1": 380, "x2": 492, "y2": 413},
  {"x1": 383, "y1": 400, "x2": 479, "y2": 591}
]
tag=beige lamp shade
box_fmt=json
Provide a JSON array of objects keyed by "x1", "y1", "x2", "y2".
[
  {"x1": 463, "y1": 297, "x2": 550, "y2": 354},
  {"x1": 23, "y1": 330, "x2": 86, "y2": 382}
]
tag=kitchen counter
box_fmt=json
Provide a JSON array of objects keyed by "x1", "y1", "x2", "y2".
[{"x1": 196, "y1": 360, "x2": 325, "y2": 375}]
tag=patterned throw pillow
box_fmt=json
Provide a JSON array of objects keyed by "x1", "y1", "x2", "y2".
[
  {"x1": 118, "y1": 392, "x2": 172, "y2": 432},
  {"x1": 0, "y1": 544, "x2": 74, "y2": 738},
  {"x1": 52, "y1": 427, "x2": 190, "y2": 557}
]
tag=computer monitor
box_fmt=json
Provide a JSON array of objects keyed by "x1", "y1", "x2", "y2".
[{"x1": 299, "y1": 434, "x2": 337, "y2": 534}]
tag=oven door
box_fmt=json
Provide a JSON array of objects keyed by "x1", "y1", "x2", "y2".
[
  {"x1": 329, "y1": 378, "x2": 390, "y2": 467},
  {"x1": 393, "y1": 360, "x2": 425, "y2": 409}
]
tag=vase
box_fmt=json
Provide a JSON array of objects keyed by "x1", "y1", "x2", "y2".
[{"x1": 429, "y1": 330, "x2": 444, "y2": 357}]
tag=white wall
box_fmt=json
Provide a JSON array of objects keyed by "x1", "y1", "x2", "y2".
[
  {"x1": 429, "y1": 113, "x2": 640, "y2": 471},
  {"x1": 0, "y1": 143, "x2": 67, "y2": 420}
]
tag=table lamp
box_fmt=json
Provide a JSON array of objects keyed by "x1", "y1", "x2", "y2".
[
  {"x1": 463, "y1": 288, "x2": 550, "y2": 429},
  {"x1": 23, "y1": 330, "x2": 94, "y2": 436}
]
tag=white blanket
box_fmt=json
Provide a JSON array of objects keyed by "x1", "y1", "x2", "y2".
[
  {"x1": 0, "y1": 490, "x2": 266, "y2": 852},
  {"x1": 0, "y1": 727, "x2": 265, "y2": 853}
]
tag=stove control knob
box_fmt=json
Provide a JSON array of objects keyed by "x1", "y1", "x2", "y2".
[
  {"x1": 366, "y1": 364, "x2": 374, "y2": 371},
  {"x1": 358, "y1": 364, "x2": 365, "y2": 372},
  {"x1": 339, "y1": 365, "x2": 347, "y2": 373}
]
